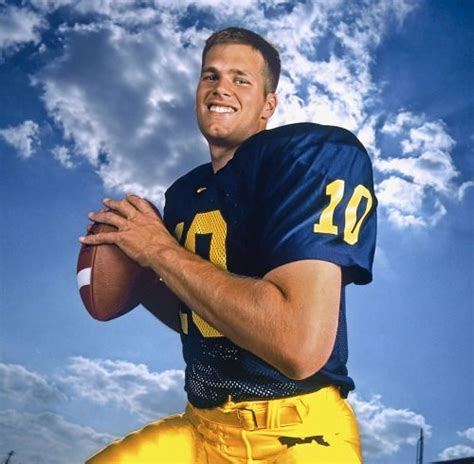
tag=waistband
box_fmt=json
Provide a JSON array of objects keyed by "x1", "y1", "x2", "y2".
[{"x1": 186, "y1": 386, "x2": 341, "y2": 431}]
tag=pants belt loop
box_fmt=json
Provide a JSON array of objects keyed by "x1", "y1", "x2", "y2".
[
  {"x1": 237, "y1": 409, "x2": 258, "y2": 431},
  {"x1": 268, "y1": 398, "x2": 279, "y2": 429}
]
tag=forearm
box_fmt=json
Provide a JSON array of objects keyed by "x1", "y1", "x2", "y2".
[
  {"x1": 141, "y1": 279, "x2": 181, "y2": 333},
  {"x1": 148, "y1": 242, "x2": 301, "y2": 376}
]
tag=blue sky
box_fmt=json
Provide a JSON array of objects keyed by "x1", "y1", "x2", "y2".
[{"x1": 0, "y1": 0, "x2": 473, "y2": 463}]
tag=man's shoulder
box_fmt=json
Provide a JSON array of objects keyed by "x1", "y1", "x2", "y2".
[
  {"x1": 247, "y1": 122, "x2": 365, "y2": 151},
  {"x1": 237, "y1": 123, "x2": 369, "y2": 175}
]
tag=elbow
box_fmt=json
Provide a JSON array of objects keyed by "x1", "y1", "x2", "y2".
[
  {"x1": 278, "y1": 338, "x2": 334, "y2": 381},
  {"x1": 281, "y1": 357, "x2": 326, "y2": 381}
]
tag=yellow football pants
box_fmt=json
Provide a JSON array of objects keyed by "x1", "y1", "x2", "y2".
[{"x1": 86, "y1": 386, "x2": 362, "y2": 463}]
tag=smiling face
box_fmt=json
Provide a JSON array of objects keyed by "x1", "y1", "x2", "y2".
[{"x1": 196, "y1": 43, "x2": 277, "y2": 160}]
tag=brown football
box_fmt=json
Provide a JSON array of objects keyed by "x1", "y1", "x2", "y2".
[{"x1": 77, "y1": 223, "x2": 156, "y2": 321}]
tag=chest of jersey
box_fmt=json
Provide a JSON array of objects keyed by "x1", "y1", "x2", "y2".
[{"x1": 167, "y1": 167, "x2": 263, "y2": 279}]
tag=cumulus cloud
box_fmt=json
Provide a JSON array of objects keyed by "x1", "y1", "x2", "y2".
[
  {"x1": 379, "y1": 112, "x2": 458, "y2": 189},
  {"x1": 438, "y1": 444, "x2": 474, "y2": 461},
  {"x1": 32, "y1": 18, "x2": 207, "y2": 203},
  {"x1": 12, "y1": 0, "x2": 466, "y2": 226},
  {"x1": 458, "y1": 427, "x2": 474, "y2": 442},
  {"x1": 376, "y1": 176, "x2": 447, "y2": 228},
  {"x1": 0, "y1": 358, "x2": 441, "y2": 462},
  {"x1": 52, "y1": 145, "x2": 75, "y2": 168},
  {"x1": 0, "y1": 362, "x2": 65, "y2": 405},
  {"x1": 28, "y1": 0, "x2": 422, "y2": 206},
  {"x1": 0, "y1": 120, "x2": 40, "y2": 158},
  {"x1": 0, "y1": 409, "x2": 114, "y2": 464},
  {"x1": 375, "y1": 111, "x2": 464, "y2": 227},
  {"x1": 0, "y1": 359, "x2": 183, "y2": 463},
  {"x1": 437, "y1": 427, "x2": 474, "y2": 461},
  {"x1": 349, "y1": 392, "x2": 431, "y2": 459},
  {"x1": 0, "y1": 4, "x2": 45, "y2": 56},
  {"x1": 60, "y1": 356, "x2": 186, "y2": 420}
]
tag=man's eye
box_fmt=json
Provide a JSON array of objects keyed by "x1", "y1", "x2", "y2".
[
  {"x1": 235, "y1": 78, "x2": 249, "y2": 85},
  {"x1": 203, "y1": 74, "x2": 217, "y2": 81}
]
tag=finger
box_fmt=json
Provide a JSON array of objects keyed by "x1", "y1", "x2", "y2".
[
  {"x1": 79, "y1": 231, "x2": 117, "y2": 246},
  {"x1": 103, "y1": 197, "x2": 137, "y2": 219},
  {"x1": 88, "y1": 210, "x2": 127, "y2": 229},
  {"x1": 127, "y1": 194, "x2": 162, "y2": 219}
]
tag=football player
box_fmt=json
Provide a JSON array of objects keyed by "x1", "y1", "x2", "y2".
[{"x1": 81, "y1": 27, "x2": 377, "y2": 463}]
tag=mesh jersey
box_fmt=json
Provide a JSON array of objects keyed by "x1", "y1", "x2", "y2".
[{"x1": 163, "y1": 123, "x2": 377, "y2": 408}]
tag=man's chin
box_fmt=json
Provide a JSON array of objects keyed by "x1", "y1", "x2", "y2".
[
  {"x1": 205, "y1": 133, "x2": 238, "y2": 148},
  {"x1": 201, "y1": 126, "x2": 235, "y2": 144}
]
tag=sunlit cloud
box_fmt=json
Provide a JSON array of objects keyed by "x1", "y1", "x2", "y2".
[
  {"x1": 2, "y1": 1, "x2": 469, "y2": 227},
  {"x1": 0, "y1": 357, "x2": 440, "y2": 463},
  {"x1": 438, "y1": 444, "x2": 474, "y2": 461},
  {"x1": 458, "y1": 427, "x2": 474, "y2": 442},
  {"x1": 0, "y1": 120, "x2": 40, "y2": 159},
  {"x1": 0, "y1": 4, "x2": 45, "y2": 57},
  {"x1": 349, "y1": 392, "x2": 431, "y2": 459},
  {"x1": 52, "y1": 145, "x2": 75, "y2": 168},
  {"x1": 0, "y1": 409, "x2": 114, "y2": 464},
  {"x1": 60, "y1": 356, "x2": 186, "y2": 421},
  {"x1": 0, "y1": 362, "x2": 65, "y2": 404}
]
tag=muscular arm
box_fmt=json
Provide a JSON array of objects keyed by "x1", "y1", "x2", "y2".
[
  {"x1": 81, "y1": 195, "x2": 340, "y2": 380},
  {"x1": 148, "y1": 242, "x2": 341, "y2": 380}
]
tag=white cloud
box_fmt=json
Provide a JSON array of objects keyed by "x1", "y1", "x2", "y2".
[
  {"x1": 28, "y1": 0, "x2": 420, "y2": 208},
  {"x1": 60, "y1": 356, "x2": 186, "y2": 420},
  {"x1": 0, "y1": 120, "x2": 40, "y2": 158},
  {"x1": 375, "y1": 176, "x2": 448, "y2": 228},
  {"x1": 375, "y1": 112, "x2": 466, "y2": 227},
  {"x1": 0, "y1": 409, "x2": 114, "y2": 464},
  {"x1": 0, "y1": 358, "x2": 183, "y2": 462},
  {"x1": 377, "y1": 116, "x2": 458, "y2": 194},
  {"x1": 52, "y1": 145, "x2": 75, "y2": 168},
  {"x1": 438, "y1": 444, "x2": 474, "y2": 461},
  {"x1": 349, "y1": 392, "x2": 431, "y2": 459},
  {"x1": 0, "y1": 362, "x2": 65, "y2": 404},
  {"x1": 458, "y1": 181, "x2": 474, "y2": 201},
  {"x1": 0, "y1": 5, "x2": 45, "y2": 55},
  {"x1": 381, "y1": 111, "x2": 421, "y2": 136},
  {"x1": 19, "y1": 0, "x2": 467, "y2": 228},
  {"x1": 0, "y1": 359, "x2": 447, "y2": 463},
  {"x1": 458, "y1": 427, "x2": 474, "y2": 442},
  {"x1": 32, "y1": 19, "x2": 207, "y2": 203}
]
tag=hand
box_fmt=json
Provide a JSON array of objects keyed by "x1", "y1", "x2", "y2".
[{"x1": 79, "y1": 194, "x2": 176, "y2": 268}]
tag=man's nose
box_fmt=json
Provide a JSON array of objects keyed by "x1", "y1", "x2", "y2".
[{"x1": 212, "y1": 82, "x2": 232, "y2": 97}]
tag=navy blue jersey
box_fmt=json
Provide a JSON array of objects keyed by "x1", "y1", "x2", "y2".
[{"x1": 164, "y1": 123, "x2": 377, "y2": 408}]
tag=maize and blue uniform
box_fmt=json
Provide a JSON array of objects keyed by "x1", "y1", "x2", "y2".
[{"x1": 87, "y1": 123, "x2": 377, "y2": 463}]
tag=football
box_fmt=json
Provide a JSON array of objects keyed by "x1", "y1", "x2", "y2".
[{"x1": 77, "y1": 222, "x2": 156, "y2": 321}]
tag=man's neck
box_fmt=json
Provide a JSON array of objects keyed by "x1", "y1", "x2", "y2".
[
  {"x1": 209, "y1": 144, "x2": 240, "y2": 174},
  {"x1": 208, "y1": 124, "x2": 269, "y2": 173}
]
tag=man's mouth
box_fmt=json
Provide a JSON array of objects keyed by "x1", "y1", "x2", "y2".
[{"x1": 208, "y1": 104, "x2": 237, "y2": 113}]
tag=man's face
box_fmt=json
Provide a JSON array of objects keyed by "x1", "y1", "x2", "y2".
[{"x1": 196, "y1": 43, "x2": 276, "y2": 150}]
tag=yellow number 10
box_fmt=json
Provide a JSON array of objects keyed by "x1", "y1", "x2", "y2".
[
  {"x1": 313, "y1": 179, "x2": 373, "y2": 245},
  {"x1": 175, "y1": 211, "x2": 227, "y2": 338}
]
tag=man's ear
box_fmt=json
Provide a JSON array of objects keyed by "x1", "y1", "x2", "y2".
[{"x1": 261, "y1": 93, "x2": 278, "y2": 120}]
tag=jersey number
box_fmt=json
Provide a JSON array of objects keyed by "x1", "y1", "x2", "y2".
[
  {"x1": 175, "y1": 211, "x2": 226, "y2": 338},
  {"x1": 313, "y1": 179, "x2": 373, "y2": 245}
]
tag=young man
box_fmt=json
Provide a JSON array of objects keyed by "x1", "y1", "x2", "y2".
[{"x1": 82, "y1": 27, "x2": 376, "y2": 463}]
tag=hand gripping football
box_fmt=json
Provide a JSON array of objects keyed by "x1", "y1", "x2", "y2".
[{"x1": 77, "y1": 223, "x2": 156, "y2": 321}]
